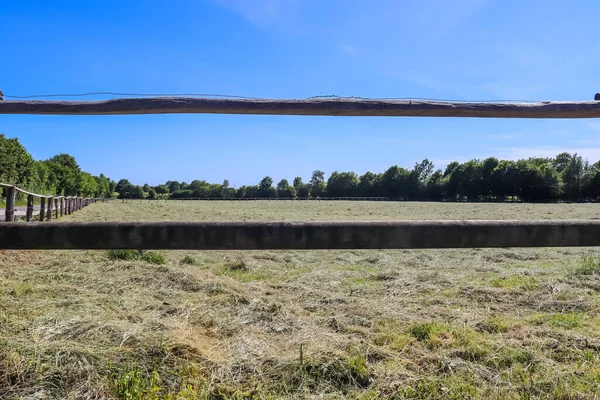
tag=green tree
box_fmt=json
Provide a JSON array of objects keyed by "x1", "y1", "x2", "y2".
[
  {"x1": 155, "y1": 184, "x2": 169, "y2": 195},
  {"x1": 381, "y1": 165, "x2": 411, "y2": 198},
  {"x1": 412, "y1": 159, "x2": 434, "y2": 186},
  {"x1": 552, "y1": 152, "x2": 572, "y2": 173},
  {"x1": 326, "y1": 171, "x2": 359, "y2": 197},
  {"x1": 296, "y1": 184, "x2": 310, "y2": 198},
  {"x1": 0, "y1": 134, "x2": 36, "y2": 188},
  {"x1": 293, "y1": 177, "x2": 303, "y2": 189},
  {"x1": 561, "y1": 153, "x2": 589, "y2": 200},
  {"x1": 517, "y1": 160, "x2": 559, "y2": 201},
  {"x1": 443, "y1": 161, "x2": 461, "y2": 199},
  {"x1": 276, "y1": 179, "x2": 296, "y2": 198},
  {"x1": 490, "y1": 161, "x2": 519, "y2": 200},
  {"x1": 95, "y1": 174, "x2": 111, "y2": 198},
  {"x1": 481, "y1": 157, "x2": 499, "y2": 198},
  {"x1": 425, "y1": 170, "x2": 445, "y2": 200},
  {"x1": 358, "y1": 171, "x2": 382, "y2": 197},
  {"x1": 31, "y1": 161, "x2": 54, "y2": 194},
  {"x1": 79, "y1": 172, "x2": 98, "y2": 197},
  {"x1": 245, "y1": 185, "x2": 260, "y2": 198},
  {"x1": 168, "y1": 181, "x2": 181, "y2": 193},
  {"x1": 115, "y1": 179, "x2": 134, "y2": 199},
  {"x1": 456, "y1": 160, "x2": 483, "y2": 200},
  {"x1": 222, "y1": 180, "x2": 235, "y2": 198},
  {"x1": 131, "y1": 185, "x2": 145, "y2": 199},
  {"x1": 45, "y1": 153, "x2": 82, "y2": 196},
  {"x1": 309, "y1": 170, "x2": 326, "y2": 197},
  {"x1": 258, "y1": 176, "x2": 276, "y2": 198}
]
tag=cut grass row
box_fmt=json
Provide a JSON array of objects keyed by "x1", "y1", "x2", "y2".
[{"x1": 2, "y1": 201, "x2": 600, "y2": 398}]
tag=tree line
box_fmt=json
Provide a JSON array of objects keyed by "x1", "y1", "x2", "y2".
[
  {"x1": 2, "y1": 134, "x2": 600, "y2": 202},
  {"x1": 0, "y1": 134, "x2": 114, "y2": 198},
  {"x1": 117, "y1": 153, "x2": 600, "y2": 202}
]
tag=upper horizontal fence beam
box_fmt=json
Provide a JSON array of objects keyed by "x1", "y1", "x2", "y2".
[
  {"x1": 2, "y1": 220, "x2": 600, "y2": 249},
  {"x1": 2, "y1": 98, "x2": 600, "y2": 118}
]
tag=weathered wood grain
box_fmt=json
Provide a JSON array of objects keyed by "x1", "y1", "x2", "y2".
[
  {"x1": 4, "y1": 187, "x2": 15, "y2": 222},
  {"x1": 26, "y1": 195, "x2": 34, "y2": 222},
  {"x1": 1, "y1": 97, "x2": 600, "y2": 118},
  {"x1": 39, "y1": 197, "x2": 45, "y2": 222},
  {"x1": 1, "y1": 220, "x2": 600, "y2": 249},
  {"x1": 47, "y1": 197, "x2": 53, "y2": 221}
]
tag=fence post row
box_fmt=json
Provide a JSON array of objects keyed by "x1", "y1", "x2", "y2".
[
  {"x1": 4, "y1": 186, "x2": 15, "y2": 222},
  {"x1": 26, "y1": 194, "x2": 34, "y2": 222},
  {"x1": 47, "y1": 197, "x2": 53, "y2": 221},
  {"x1": 1, "y1": 184, "x2": 101, "y2": 223},
  {"x1": 39, "y1": 197, "x2": 45, "y2": 222}
]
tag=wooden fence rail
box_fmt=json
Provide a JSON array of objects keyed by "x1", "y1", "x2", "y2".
[
  {"x1": 1, "y1": 220, "x2": 600, "y2": 250},
  {"x1": 2, "y1": 97, "x2": 600, "y2": 119},
  {"x1": 0, "y1": 183, "x2": 106, "y2": 222},
  {"x1": 2, "y1": 95, "x2": 600, "y2": 249}
]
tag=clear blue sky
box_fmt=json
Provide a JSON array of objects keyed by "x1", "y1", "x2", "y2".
[{"x1": 2, "y1": 0, "x2": 600, "y2": 187}]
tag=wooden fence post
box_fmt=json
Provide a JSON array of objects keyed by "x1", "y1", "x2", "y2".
[
  {"x1": 54, "y1": 198, "x2": 58, "y2": 218},
  {"x1": 67, "y1": 198, "x2": 71, "y2": 215},
  {"x1": 40, "y1": 197, "x2": 46, "y2": 221},
  {"x1": 4, "y1": 186, "x2": 15, "y2": 222},
  {"x1": 26, "y1": 194, "x2": 34, "y2": 222},
  {"x1": 47, "y1": 197, "x2": 53, "y2": 221},
  {"x1": 60, "y1": 198, "x2": 64, "y2": 217}
]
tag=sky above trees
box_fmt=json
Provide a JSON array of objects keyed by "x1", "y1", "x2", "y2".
[{"x1": 2, "y1": 0, "x2": 600, "y2": 186}]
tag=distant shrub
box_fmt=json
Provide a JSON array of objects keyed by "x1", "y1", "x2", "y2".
[
  {"x1": 576, "y1": 253, "x2": 600, "y2": 275},
  {"x1": 107, "y1": 249, "x2": 166, "y2": 265},
  {"x1": 225, "y1": 258, "x2": 249, "y2": 272},
  {"x1": 107, "y1": 249, "x2": 140, "y2": 261},
  {"x1": 142, "y1": 251, "x2": 166, "y2": 265},
  {"x1": 180, "y1": 255, "x2": 198, "y2": 266}
]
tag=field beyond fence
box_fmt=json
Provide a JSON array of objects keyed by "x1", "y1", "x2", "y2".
[{"x1": 1, "y1": 200, "x2": 600, "y2": 398}]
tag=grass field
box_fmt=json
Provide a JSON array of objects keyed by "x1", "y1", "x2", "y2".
[{"x1": 2, "y1": 201, "x2": 600, "y2": 399}]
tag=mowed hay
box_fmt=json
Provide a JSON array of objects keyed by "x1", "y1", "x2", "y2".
[{"x1": 1, "y1": 201, "x2": 600, "y2": 398}]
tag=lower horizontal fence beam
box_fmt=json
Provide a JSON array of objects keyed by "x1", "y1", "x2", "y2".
[{"x1": 1, "y1": 220, "x2": 600, "y2": 250}]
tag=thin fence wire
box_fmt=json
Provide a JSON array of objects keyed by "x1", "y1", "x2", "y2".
[{"x1": 2, "y1": 91, "x2": 546, "y2": 104}]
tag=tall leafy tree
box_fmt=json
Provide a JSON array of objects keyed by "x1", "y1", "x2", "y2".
[
  {"x1": 276, "y1": 179, "x2": 296, "y2": 198},
  {"x1": 168, "y1": 181, "x2": 181, "y2": 193},
  {"x1": 0, "y1": 134, "x2": 36, "y2": 188},
  {"x1": 258, "y1": 176, "x2": 276, "y2": 198},
  {"x1": 326, "y1": 171, "x2": 359, "y2": 197},
  {"x1": 358, "y1": 171, "x2": 381, "y2": 197},
  {"x1": 309, "y1": 170, "x2": 326, "y2": 197},
  {"x1": 561, "y1": 153, "x2": 589, "y2": 200},
  {"x1": 293, "y1": 177, "x2": 303, "y2": 189},
  {"x1": 45, "y1": 153, "x2": 83, "y2": 196}
]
